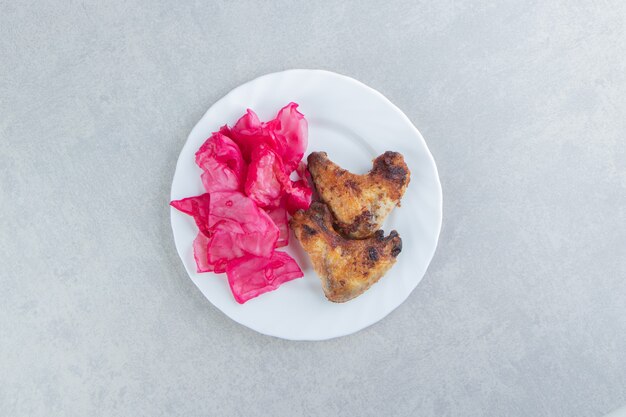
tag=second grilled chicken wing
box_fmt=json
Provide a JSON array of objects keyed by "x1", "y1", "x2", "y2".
[
  {"x1": 307, "y1": 151, "x2": 410, "y2": 239},
  {"x1": 290, "y1": 202, "x2": 402, "y2": 303}
]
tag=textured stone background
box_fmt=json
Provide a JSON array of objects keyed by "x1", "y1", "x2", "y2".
[{"x1": 1, "y1": 1, "x2": 625, "y2": 416}]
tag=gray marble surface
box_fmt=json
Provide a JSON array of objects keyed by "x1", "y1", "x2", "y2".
[{"x1": 1, "y1": 1, "x2": 625, "y2": 416}]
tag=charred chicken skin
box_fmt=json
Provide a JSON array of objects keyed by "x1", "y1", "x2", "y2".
[
  {"x1": 307, "y1": 151, "x2": 410, "y2": 239},
  {"x1": 290, "y1": 202, "x2": 402, "y2": 303}
]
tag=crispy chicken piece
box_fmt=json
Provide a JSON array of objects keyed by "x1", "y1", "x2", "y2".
[
  {"x1": 290, "y1": 202, "x2": 402, "y2": 303},
  {"x1": 307, "y1": 151, "x2": 410, "y2": 239}
]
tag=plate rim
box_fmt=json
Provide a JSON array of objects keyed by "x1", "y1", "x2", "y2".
[{"x1": 170, "y1": 69, "x2": 443, "y2": 340}]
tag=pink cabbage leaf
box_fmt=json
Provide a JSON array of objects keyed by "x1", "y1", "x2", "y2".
[
  {"x1": 226, "y1": 251, "x2": 303, "y2": 304},
  {"x1": 170, "y1": 193, "x2": 211, "y2": 237},
  {"x1": 195, "y1": 132, "x2": 246, "y2": 193}
]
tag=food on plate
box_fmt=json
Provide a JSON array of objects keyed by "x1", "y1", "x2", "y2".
[
  {"x1": 173, "y1": 100, "x2": 411, "y2": 305},
  {"x1": 290, "y1": 202, "x2": 402, "y2": 303},
  {"x1": 307, "y1": 151, "x2": 410, "y2": 239},
  {"x1": 171, "y1": 103, "x2": 312, "y2": 304}
]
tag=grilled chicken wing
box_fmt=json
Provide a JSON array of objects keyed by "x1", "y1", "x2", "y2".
[
  {"x1": 307, "y1": 151, "x2": 410, "y2": 239},
  {"x1": 290, "y1": 202, "x2": 402, "y2": 303}
]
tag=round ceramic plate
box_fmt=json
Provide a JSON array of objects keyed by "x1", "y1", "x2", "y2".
[{"x1": 170, "y1": 69, "x2": 442, "y2": 340}]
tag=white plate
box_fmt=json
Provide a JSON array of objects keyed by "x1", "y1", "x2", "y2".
[{"x1": 170, "y1": 69, "x2": 442, "y2": 340}]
